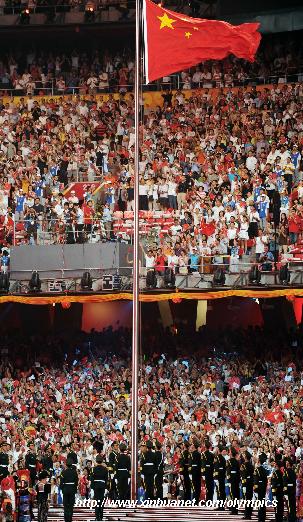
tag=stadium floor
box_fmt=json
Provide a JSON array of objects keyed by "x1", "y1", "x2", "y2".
[{"x1": 40, "y1": 505, "x2": 276, "y2": 521}]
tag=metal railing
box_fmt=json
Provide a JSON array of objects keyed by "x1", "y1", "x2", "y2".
[
  {"x1": 0, "y1": 79, "x2": 180, "y2": 96},
  {"x1": 0, "y1": 0, "x2": 136, "y2": 15},
  {"x1": 11, "y1": 218, "x2": 133, "y2": 246},
  {"x1": 1, "y1": 72, "x2": 303, "y2": 98}
]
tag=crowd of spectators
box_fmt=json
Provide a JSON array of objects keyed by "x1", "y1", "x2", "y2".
[
  {"x1": 0, "y1": 42, "x2": 302, "y2": 275},
  {"x1": 0, "y1": 323, "x2": 303, "y2": 510},
  {"x1": 0, "y1": 49, "x2": 135, "y2": 95},
  {"x1": 0, "y1": 36, "x2": 302, "y2": 95}
]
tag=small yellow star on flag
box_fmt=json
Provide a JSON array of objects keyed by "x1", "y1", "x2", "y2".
[
  {"x1": 185, "y1": 31, "x2": 192, "y2": 38},
  {"x1": 157, "y1": 12, "x2": 176, "y2": 29},
  {"x1": 193, "y1": 26, "x2": 199, "y2": 30}
]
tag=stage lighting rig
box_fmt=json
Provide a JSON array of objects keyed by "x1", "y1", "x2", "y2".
[
  {"x1": 28, "y1": 271, "x2": 41, "y2": 293},
  {"x1": 85, "y1": 2, "x2": 95, "y2": 22},
  {"x1": 20, "y1": 7, "x2": 30, "y2": 24}
]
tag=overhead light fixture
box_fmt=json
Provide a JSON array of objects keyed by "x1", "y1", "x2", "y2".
[
  {"x1": 20, "y1": 7, "x2": 30, "y2": 24},
  {"x1": 279, "y1": 264, "x2": 290, "y2": 285},
  {"x1": 28, "y1": 271, "x2": 41, "y2": 293},
  {"x1": 85, "y1": 3, "x2": 95, "y2": 22},
  {"x1": 81, "y1": 271, "x2": 93, "y2": 291},
  {"x1": 0, "y1": 274, "x2": 9, "y2": 294},
  {"x1": 248, "y1": 266, "x2": 261, "y2": 285},
  {"x1": 213, "y1": 268, "x2": 225, "y2": 286}
]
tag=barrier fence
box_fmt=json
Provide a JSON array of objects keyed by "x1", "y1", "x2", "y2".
[
  {"x1": 6, "y1": 217, "x2": 303, "y2": 273},
  {"x1": 1, "y1": 72, "x2": 303, "y2": 98}
]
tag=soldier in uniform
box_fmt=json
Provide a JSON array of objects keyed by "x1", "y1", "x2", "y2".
[
  {"x1": 140, "y1": 440, "x2": 157, "y2": 500},
  {"x1": 179, "y1": 441, "x2": 191, "y2": 501},
  {"x1": 154, "y1": 440, "x2": 164, "y2": 500},
  {"x1": 115, "y1": 443, "x2": 131, "y2": 500},
  {"x1": 189, "y1": 440, "x2": 202, "y2": 504},
  {"x1": 60, "y1": 457, "x2": 79, "y2": 522},
  {"x1": 36, "y1": 469, "x2": 51, "y2": 522},
  {"x1": 0, "y1": 442, "x2": 10, "y2": 481},
  {"x1": 41, "y1": 446, "x2": 53, "y2": 475},
  {"x1": 270, "y1": 456, "x2": 284, "y2": 522},
  {"x1": 283, "y1": 459, "x2": 297, "y2": 522},
  {"x1": 25, "y1": 442, "x2": 37, "y2": 486},
  {"x1": 213, "y1": 445, "x2": 226, "y2": 509},
  {"x1": 226, "y1": 447, "x2": 240, "y2": 515},
  {"x1": 201, "y1": 440, "x2": 214, "y2": 502},
  {"x1": 66, "y1": 444, "x2": 78, "y2": 467},
  {"x1": 108, "y1": 441, "x2": 118, "y2": 500},
  {"x1": 240, "y1": 450, "x2": 254, "y2": 520},
  {"x1": 90, "y1": 454, "x2": 108, "y2": 521},
  {"x1": 253, "y1": 453, "x2": 268, "y2": 522}
]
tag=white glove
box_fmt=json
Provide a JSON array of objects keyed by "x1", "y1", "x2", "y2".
[
  {"x1": 110, "y1": 474, "x2": 114, "y2": 480},
  {"x1": 104, "y1": 489, "x2": 108, "y2": 497},
  {"x1": 189, "y1": 475, "x2": 192, "y2": 481},
  {"x1": 128, "y1": 478, "x2": 130, "y2": 485},
  {"x1": 141, "y1": 474, "x2": 144, "y2": 480},
  {"x1": 214, "y1": 480, "x2": 219, "y2": 486},
  {"x1": 242, "y1": 487, "x2": 246, "y2": 495},
  {"x1": 90, "y1": 489, "x2": 94, "y2": 499}
]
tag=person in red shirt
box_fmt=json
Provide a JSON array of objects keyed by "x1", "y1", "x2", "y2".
[
  {"x1": 288, "y1": 209, "x2": 300, "y2": 244},
  {"x1": 83, "y1": 200, "x2": 95, "y2": 238},
  {"x1": 155, "y1": 248, "x2": 167, "y2": 276}
]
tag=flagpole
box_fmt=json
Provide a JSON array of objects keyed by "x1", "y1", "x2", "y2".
[{"x1": 130, "y1": 0, "x2": 141, "y2": 501}]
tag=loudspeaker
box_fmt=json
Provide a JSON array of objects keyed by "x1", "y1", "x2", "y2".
[
  {"x1": 81, "y1": 271, "x2": 93, "y2": 290},
  {"x1": 0, "y1": 273, "x2": 9, "y2": 293},
  {"x1": 164, "y1": 267, "x2": 176, "y2": 288},
  {"x1": 279, "y1": 264, "x2": 290, "y2": 284},
  {"x1": 146, "y1": 269, "x2": 157, "y2": 288},
  {"x1": 28, "y1": 271, "x2": 41, "y2": 292},
  {"x1": 213, "y1": 268, "x2": 225, "y2": 286},
  {"x1": 248, "y1": 265, "x2": 261, "y2": 284}
]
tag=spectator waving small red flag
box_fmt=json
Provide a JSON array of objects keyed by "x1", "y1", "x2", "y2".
[{"x1": 143, "y1": 0, "x2": 261, "y2": 83}]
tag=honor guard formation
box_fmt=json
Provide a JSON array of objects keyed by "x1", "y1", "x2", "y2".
[{"x1": 0, "y1": 436, "x2": 300, "y2": 521}]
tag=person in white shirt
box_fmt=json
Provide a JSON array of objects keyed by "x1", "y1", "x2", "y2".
[
  {"x1": 167, "y1": 179, "x2": 177, "y2": 210},
  {"x1": 75, "y1": 203, "x2": 84, "y2": 243},
  {"x1": 246, "y1": 151, "x2": 258, "y2": 172},
  {"x1": 145, "y1": 249, "x2": 155, "y2": 269},
  {"x1": 267, "y1": 146, "x2": 279, "y2": 165},
  {"x1": 86, "y1": 75, "x2": 98, "y2": 92},
  {"x1": 255, "y1": 230, "x2": 268, "y2": 260},
  {"x1": 279, "y1": 146, "x2": 291, "y2": 168},
  {"x1": 239, "y1": 215, "x2": 249, "y2": 253},
  {"x1": 68, "y1": 190, "x2": 79, "y2": 204},
  {"x1": 212, "y1": 201, "x2": 224, "y2": 221}
]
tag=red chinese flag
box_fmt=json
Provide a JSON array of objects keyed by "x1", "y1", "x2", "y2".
[{"x1": 143, "y1": 0, "x2": 261, "y2": 83}]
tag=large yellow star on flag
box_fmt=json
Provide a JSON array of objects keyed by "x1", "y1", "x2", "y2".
[{"x1": 157, "y1": 12, "x2": 176, "y2": 30}]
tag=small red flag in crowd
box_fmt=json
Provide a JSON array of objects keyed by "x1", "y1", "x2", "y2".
[{"x1": 143, "y1": 0, "x2": 261, "y2": 83}]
